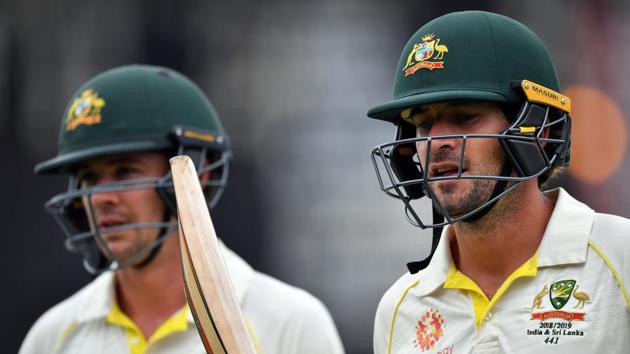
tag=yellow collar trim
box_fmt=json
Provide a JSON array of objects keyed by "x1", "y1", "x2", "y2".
[
  {"x1": 107, "y1": 303, "x2": 189, "y2": 354},
  {"x1": 444, "y1": 252, "x2": 538, "y2": 330}
]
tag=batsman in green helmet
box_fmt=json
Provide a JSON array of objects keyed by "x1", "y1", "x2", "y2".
[
  {"x1": 20, "y1": 65, "x2": 344, "y2": 354},
  {"x1": 369, "y1": 11, "x2": 630, "y2": 353}
]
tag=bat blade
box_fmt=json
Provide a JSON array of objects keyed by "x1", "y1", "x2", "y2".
[{"x1": 170, "y1": 155, "x2": 256, "y2": 354}]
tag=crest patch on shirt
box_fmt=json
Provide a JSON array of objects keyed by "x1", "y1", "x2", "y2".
[{"x1": 525, "y1": 280, "x2": 590, "y2": 345}]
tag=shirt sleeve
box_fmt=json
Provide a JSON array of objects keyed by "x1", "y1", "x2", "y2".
[
  {"x1": 279, "y1": 295, "x2": 345, "y2": 354},
  {"x1": 590, "y1": 213, "x2": 630, "y2": 309},
  {"x1": 18, "y1": 308, "x2": 70, "y2": 354}
]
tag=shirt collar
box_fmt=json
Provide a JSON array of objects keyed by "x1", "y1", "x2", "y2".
[
  {"x1": 75, "y1": 271, "x2": 117, "y2": 323},
  {"x1": 411, "y1": 187, "x2": 594, "y2": 297},
  {"x1": 536, "y1": 188, "x2": 594, "y2": 267},
  {"x1": 411, "y1": 226, "x2": 454, "y2": 297}
]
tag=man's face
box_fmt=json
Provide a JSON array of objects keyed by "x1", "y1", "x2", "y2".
[
  {"x1": 408, "y1": 101, "x2": 509, "y2": 217},
  {"x1": 76, "y1": 152, "x2": 168, "y2": 263}
]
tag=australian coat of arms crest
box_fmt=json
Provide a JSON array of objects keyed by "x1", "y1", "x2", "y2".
[
  {"x1": 402, "y1": 33, "x2": 448, "y2": 77},
  {"x1": 65, "y1": 89, "x2": 106, "y2": 131}
]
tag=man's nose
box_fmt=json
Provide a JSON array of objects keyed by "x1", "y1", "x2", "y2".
[
  {"x1": 89, "y1": 177, "x2": 120, "y2": 208},
  {"x1": 427, "y1": 121, "x2": 460, "y2": 151},
  {"x1": 91, "y1": 191, "x2": 120, "y2": 209}
]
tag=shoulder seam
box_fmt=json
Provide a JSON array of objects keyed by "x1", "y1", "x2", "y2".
[
  {"x1": 52, "y1": 321, "x2": 78, "y2": 353},
  {"x1": 588, "y1": 240, "x2": 630, "y2": 308}
]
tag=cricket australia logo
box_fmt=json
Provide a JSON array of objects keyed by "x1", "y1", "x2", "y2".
[
  {"x1": 402, "y1": 33, "x2": 448, "y2": 77},
  {"x1": 65, "y1": 89, "x2": 106, "y2": 131},
  {"x1": 528, "y1": 280, "x2": 589, "y2": 321},
  {"x1": 549, "y1": 280, "x2": 576, "y2": 310},
  {"x1": 525, "y1": 280, "x2": 590, "y2": 344}
]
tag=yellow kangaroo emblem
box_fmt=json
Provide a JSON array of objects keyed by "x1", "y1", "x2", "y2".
[
  {"x1": 528, "y1": 284, "x2": 549, "y2": 310},
  {"x1": 403, "y1": 43, "x2": 420, "y2": 70}
]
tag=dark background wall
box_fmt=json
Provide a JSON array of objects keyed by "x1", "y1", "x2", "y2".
[{"x1": 3, "y1": 1, "x2": 630, "y2": 353}]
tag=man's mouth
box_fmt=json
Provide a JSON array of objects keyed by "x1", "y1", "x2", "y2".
[
  {"x1": 98, "y1": 216, "x2": 129, "y2": 233},
  {"x1": 429, "y1": 163, "x2": 467, "y2": 178}
]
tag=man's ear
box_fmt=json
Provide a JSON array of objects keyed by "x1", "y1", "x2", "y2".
[
  {"x1": 198, "y1": 159, "x2": 216, "y2": 183},
  {"x1": 200, "y1": 169, "x2": 210, "y2": 183},
  {"x1": 540, "y1": 126, "x2": 550, "y2": 146}
]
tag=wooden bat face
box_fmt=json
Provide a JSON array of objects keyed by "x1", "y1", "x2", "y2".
[
  {"x1": 170, "y1": 155, "x2": 256, "y2": 354},
  {"x1": 179, "y1": 217, "x2": 227, "y2": 354}
]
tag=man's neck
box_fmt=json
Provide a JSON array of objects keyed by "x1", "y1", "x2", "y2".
[
  {"x1": 450, "y1": 182, "x2": 555, "y2": 299},
  {"x1": 114, "y1": 236, "x2": 186, "y2": 339}
]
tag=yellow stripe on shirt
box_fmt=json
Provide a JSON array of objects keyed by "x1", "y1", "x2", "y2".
[
  {"x1": 588, "y1": 241, "x2": 630, "y2": 308},
  {"x1": 387, "y1": 279, "x2": 421, "y2": 354}
]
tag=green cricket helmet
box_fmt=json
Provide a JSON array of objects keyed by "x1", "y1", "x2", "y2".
[
  {"x1": 367, "y1": 11, "x2": 571, "y2": 272},
  {"x1": 36, "y1": 65, "x2": 231, "y2": 274}
]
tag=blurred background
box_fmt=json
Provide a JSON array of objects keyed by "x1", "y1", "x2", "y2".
[{"x1": 2, "y1": 0, "x2": 629, "y2": 353}]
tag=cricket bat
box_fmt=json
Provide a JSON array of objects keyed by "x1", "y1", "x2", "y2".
[{"x1": 170, "y1": 155, "x2": 257, "y2": 354}]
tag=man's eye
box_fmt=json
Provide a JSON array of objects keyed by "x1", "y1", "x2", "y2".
[
  {"x1": 455, "y1": 114, "x2": 477, "y2": 123},
  {"x1": 115, "y1": 166, "x2": 140, "y2": 179},
  {"x1": 78, "y1": 173, "x2": 98, "y2": 187},
  {"x1": 416, "y1": 120, "x2": 432, "y2": 133}
]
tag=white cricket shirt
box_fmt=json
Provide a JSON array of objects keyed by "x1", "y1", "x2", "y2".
[
  {"x1": 374, "y1": 188, "x2": 630, "y2": 354},
  {"x1": 20, "y1": 242, "x2": 344, "y2": 354}
]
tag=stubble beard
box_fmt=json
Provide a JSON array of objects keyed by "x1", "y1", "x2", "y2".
[
  {"x1": 431, "y1": 177, "x2": 496, "y2": 218},
  {"x1": 102, "y1": 233, "x2": 143, "y2": 262},
  {"x1": 426, "y1": 145, "x2": 505, "y2": 219}
]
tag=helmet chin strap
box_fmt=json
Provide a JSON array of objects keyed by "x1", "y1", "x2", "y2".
[
  {"x1": 407, "y1": 207, "x2": 443, "y2": 274},
  {"x1": 132, "y1": 208, "x2": 174, "y2": 269},
  {"x1": 406, "y1": 160, "x2": 513, "y2": 274}
]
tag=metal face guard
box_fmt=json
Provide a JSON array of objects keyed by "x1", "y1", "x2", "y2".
[
  {"x1": 370, "y1": 103, "x2": 570, "y2": 228},
  {"x1": 45, "y1": 149, "x2": 230, "y2": 274}
]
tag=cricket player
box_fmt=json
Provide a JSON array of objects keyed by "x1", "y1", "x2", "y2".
[
  {"x1": 368, "y1": 11, "x2": 630, "y2": 353},
  {"x1": 19, "y1": 65, "x2": 344, "y2": 354}
]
